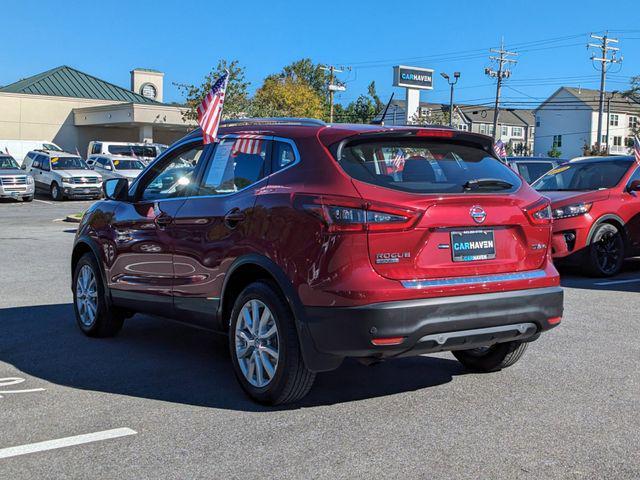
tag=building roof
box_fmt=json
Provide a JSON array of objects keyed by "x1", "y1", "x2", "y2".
[
  {"x1": 0, "y1": 65, "x2": 160, "y2": 104},
  {"x1": 374, "y1": 99, "x2": 534, "y2": 126},
  {"x1": 537, "y1": 86, "x2": 640, "y2": 113}
]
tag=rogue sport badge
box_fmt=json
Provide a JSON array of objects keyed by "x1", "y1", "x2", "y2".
[{"x1": 470, "y1": 206, "x2": 486, "y2": 224}]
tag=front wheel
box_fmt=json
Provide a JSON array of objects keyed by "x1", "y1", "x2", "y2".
[
  {"x1": 453, "y1": 341, "x2": 528, "y2": 372},
  {"x1": 50, "y1": 182, "x2": 63, "y2": 201},
  {"x1": 229, "y1": 281, "x2": 315, "y2": 405},
  {"x1": 72, "y1": 253, "x2": 124, "y2": 337},
  {"x1": 584, "y1": 223, "x2": 625, "y2": 277}
]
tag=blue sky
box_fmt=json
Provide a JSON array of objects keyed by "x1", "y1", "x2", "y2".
[{"x1": 2, "y1": 0, "x2": 639, "y2": 109}]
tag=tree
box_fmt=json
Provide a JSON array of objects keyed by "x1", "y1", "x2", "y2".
[
  {"x1": 252, "y1": 76, "x2": 324, "y2": 118},
  {"x1": 341, "y1": 95, "x2": 377, "y2": 124},
  {"x1": 548, "y1": 145, "x2": 562, "y2": 158},
  {"x1": 281, "y1": 58, "x2": 330, "y2": 98},
  {"x1": 367, "y1": 81, "x2": 385, "y2": 113},
  {"x1": 174, "y1": 59, "x2": 251, "y2": 122},
  {"x1": 623, "y1": 75, "x2": 640, "y2": 136}
]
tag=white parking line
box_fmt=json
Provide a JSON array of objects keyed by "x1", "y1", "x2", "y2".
[
  {"x1": 594, "y1": 278, "x2": 640, "y2": 286},
  {"x1": 33, "y1": 199, "x2": 53, "y2": 205},
  {"x1": 0, "y1": 428, "x2": 137, "y2": 460}
]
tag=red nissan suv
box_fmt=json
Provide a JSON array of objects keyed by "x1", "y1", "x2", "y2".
[
  {"x1": 71, "y1": 118, "x2": 563, "y2": 405},
  {"x1": 532, "y1": 155, "x2": 640, "y2": 277}
]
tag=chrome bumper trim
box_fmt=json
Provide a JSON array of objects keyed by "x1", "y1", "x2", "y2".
[{"x1": 401, "y1": 269, "x2": 547, "y2": 289}]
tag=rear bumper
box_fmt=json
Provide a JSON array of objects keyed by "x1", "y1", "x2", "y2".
[{"x1": 301, "y1": 286, "x2": 563, "y2": 368}]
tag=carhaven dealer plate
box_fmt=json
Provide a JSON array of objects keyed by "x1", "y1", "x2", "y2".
[{"x1": 451, "y1": 230, "x2": 496, "y2": 262}]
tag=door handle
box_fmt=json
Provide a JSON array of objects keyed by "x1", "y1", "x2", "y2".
[
  {"x1": 154, "y1": 213, "x2": 173, "y2": 228},
  {"x1": 224, "y1": 208, "x2": 246, "y2": 228}
]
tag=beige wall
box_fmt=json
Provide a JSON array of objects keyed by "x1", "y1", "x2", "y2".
[{"x1": 0, "y1": 92, "x2": 190, "y2": 156}]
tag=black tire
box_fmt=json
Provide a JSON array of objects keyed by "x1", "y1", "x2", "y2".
[
  {"x1": 50, "y1": 182, "x2": 63, "y2": 201},
  {"x1": 72, "y1": 253, "x2": 124, "y2": 337},
  {"x1": 584, "y1": 223, "x2": 625, "y2": 277},
  {"x1": 22, "y1": 196, "x2": 33, "y2": 202},
  {"x1": 228, "y1": 280, "x2": 315, "y2": 405},
  {"x1": 453, "y1": 341, "x2": 528, "y2": 372}
]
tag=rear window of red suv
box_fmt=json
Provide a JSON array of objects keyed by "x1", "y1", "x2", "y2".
[{"x1": 335, "y1": 139, "x2": 521, "y2": 194}]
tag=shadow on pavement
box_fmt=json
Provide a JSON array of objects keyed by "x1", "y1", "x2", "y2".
[
  {"x1": 0, "y1": 303, "x2": 463, "y2": 411},
  {"x1": 559, "y1": 258, "x2": 640, "y2": 293}
]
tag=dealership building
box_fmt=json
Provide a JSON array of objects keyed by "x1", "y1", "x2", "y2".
[{"x1": 0, "y1": 65, "x2": 194, "y2": 155}]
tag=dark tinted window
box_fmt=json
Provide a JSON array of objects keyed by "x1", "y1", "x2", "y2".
[
  {"x1": 199, "y1": 138, "x2": 268, "y2": 195},
  {"x1": 0, "y1": 156, "x2": 19, "y2": 169},
  {"x1": 518, "y1": 162, "x2": 554, "y2": 183},
  {"x1": 113, "y1": 159, "x2": 144, "y2": 170},
  {"x1": 91, "y1": 143, "x2": 102, "y2": 154},
  {"x1": 337, "y1": 139, "x2": 521, "y2": 194},
  {"x1": 39, "y1": 156, "x2": 50, "y2": 171},
  {"x1": 109, "y1": 145, "x2": 157, "y2": 157},
  {"x1": 533, "y1": 160, "x2": 632, "y2": 191},
  {"x1": 51, "y1": 156, "x2": 87, "y2": 170}
]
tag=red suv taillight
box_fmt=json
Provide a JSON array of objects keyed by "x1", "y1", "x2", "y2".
[
  {"x1": 524, "y1": 198, "x2": 553, "y2": 226},
  {"x1": 294, "y1": 194, "x2": 421, "y2": 233}
]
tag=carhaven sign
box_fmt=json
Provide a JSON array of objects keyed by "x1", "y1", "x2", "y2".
[{"x1": 393, "y1": 65, "x2": 434, "y2": 90}]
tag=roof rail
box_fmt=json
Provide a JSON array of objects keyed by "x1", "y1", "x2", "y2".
[{"x1": 220, "y1": 117, "x2": 326, "y2": 127}]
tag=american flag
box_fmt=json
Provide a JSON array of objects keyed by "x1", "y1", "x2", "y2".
[
  {"x1": 392, "y1": 149, "x2": 406, "y2": 171},
  {"x1": 197, "y1": 71, "x2": 229, "y2": 144},
  {"x1": 494, "y1": 140, "x2": 507, "y2": 158},
  {"x1": 634, "y1": 135, "x2": 640, "y2": 165},
  {"x1": 233, "y1": 135, "x2": 263, "y2": 155}
]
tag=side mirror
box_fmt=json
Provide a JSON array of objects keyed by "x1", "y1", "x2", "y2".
[
  {"x1": 628, "y1": 180, "x2": 640, "y2": 193},
  {"x1": 103, "y1": 178, "x2": 129, "y2": 201}
]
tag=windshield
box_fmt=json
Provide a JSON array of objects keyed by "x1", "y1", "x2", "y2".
[
  {"x1": 0, "y1": 156, "x2": 19, "y2": 169},
  {"x1": 533, "y1": 160, "x2": 632, "y2": 191},
  {"x1": 108, "y1": 145, "x2": 157, "y2": 157},
  {"x1": 42, "y1": 143, "x2": 63, "y2": 152},
  {"x1": 336, "y1": 139, "x2": 521, "y2": 194},
  {"x1": 51, "y1": 156, "x2": 88, "y2": 170},
  {"x1": 113, "y1": 159, "x2": 144, "y2": 170}
]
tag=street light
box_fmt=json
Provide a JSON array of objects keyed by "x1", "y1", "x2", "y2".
[
  {"x1": 441, "y1": 71, "x2": 461, "y2": 127},
  {"x1": 606, "y1": 90, "x2": 619, "y2": 154}
]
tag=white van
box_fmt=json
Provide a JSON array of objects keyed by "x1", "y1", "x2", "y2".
[
  {"x1": 87, "y1": 141, "x2": 167, "y2": 165},
  {"x1": 0, "y1": 140, "x2": 64, "y2": 166}
]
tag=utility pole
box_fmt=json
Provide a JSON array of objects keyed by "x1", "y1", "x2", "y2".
[
  {"x1": 588, "y1": 32, "x2": 622, "y2": 151},
  {"x1": 484, "y1": 39, "x2": 518, "y2": 141},
  {"x1": 440, "y1": 72, "x2": 460, "y2": 127},
  {"x1": 320, "y1": 65, "x2": 348, "y2": 123}
]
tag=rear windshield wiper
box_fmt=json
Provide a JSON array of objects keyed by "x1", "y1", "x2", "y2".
[{"x1": 463, "y1": 178, "x2": 514, "y2": 191}]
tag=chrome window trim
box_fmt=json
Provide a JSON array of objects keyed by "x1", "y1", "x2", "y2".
[
  {"x1": 401, "y1": 269, "x2": 547, "y2": 289},
  {"x1": 128, "y1": 134, "x2": 302, "y2": 203}
]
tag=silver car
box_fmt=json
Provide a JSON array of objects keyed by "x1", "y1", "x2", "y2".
[
  {"x1": 87, "y1": 154, "x2": 145, "y2": 184},
  {"x1": 0, "y1": 154, "x2": 35, "y2": 201},
  {"x1": 22, "y1": 150, "x2": 102, "y2": 200}
]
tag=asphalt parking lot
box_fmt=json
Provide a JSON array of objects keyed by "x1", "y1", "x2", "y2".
[{"x1": 0, "y1": 197, "x2": 639, "y2": 479}]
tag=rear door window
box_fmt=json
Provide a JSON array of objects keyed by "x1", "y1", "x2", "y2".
[
  {"x1": 336, "y1": 139, "x2": 521, "y2": 194},
  {"x1": 198, "y1": 137, "x2": 270, "y2": 195},
  {"x1": 272, "y1": 141, "x2": 297, "y2": 172}
]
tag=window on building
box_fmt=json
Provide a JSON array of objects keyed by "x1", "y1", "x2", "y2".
[
  {"x1": 487, "y1": 125, "x2": 494, "y2": 135},
  {"x1": 610, "y1": 114, "x2": 619, "y2": 126},
  {"x1": 535, "y1": 116, "x2": 541, "y2": 127},
  {"x1": 512, "y1": 126, "x2": 523, "y2": 138},
  {"x1": 613, "y1": 136, "x2": 623, "y2": 146},
  {"x1": 629, "y1": 116, "x2": 639, "y2": 129},
  {"x1": 500, "y1": 126, "x2": 508, "y2": 136},
  {"x1": 626, "y1": 137, "x2": 635, "y2": 147},
  {"x1": 552, "y1": 135, "x2": 562, "y2": 148},
  {"x1": 479, "y1": 124, "x2": 487, "y2": 134}
]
